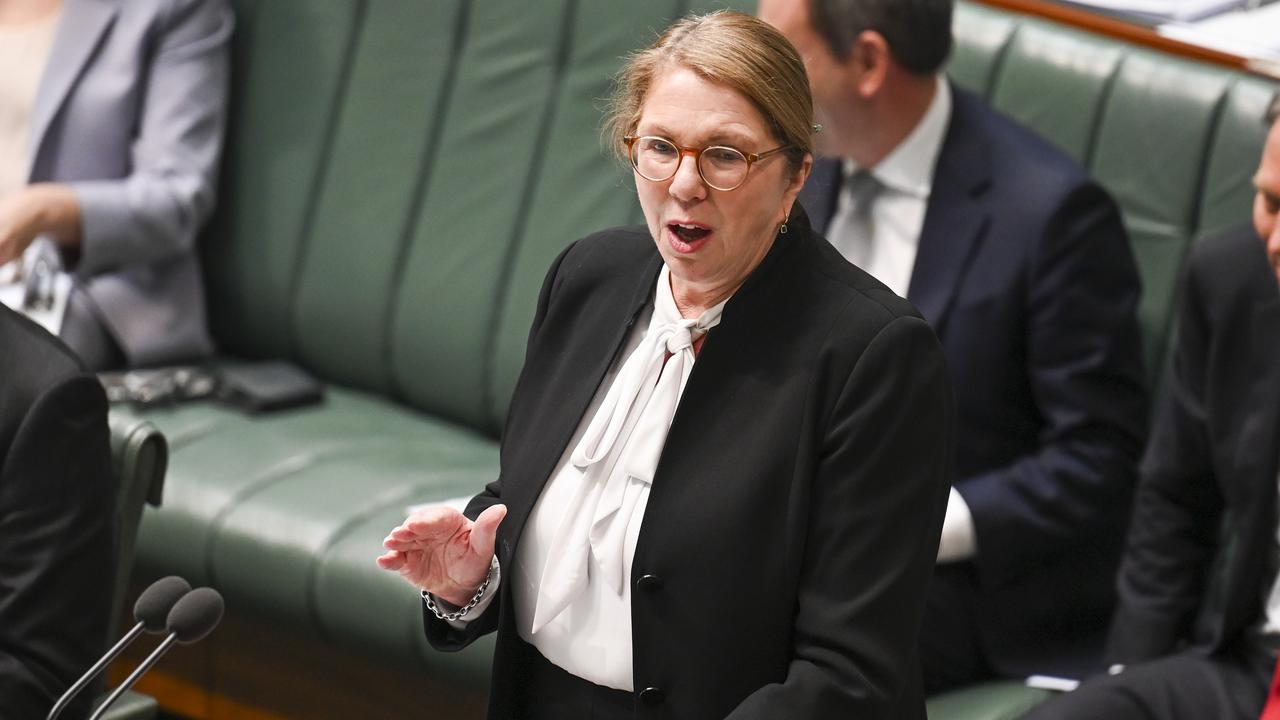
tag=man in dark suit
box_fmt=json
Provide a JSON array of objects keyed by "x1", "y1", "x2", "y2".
[
  {"x1": 1021, "y1": 95, "x2": 1280, "y2": 720},
  {"x1": 0, "y1": 304, "x2": 115, "y2": 718},
  {"x1": 760, "y1": 0, "x2": 1148, "y2": 691}
]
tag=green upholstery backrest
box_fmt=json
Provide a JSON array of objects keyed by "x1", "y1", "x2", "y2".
[
  {"x1": 485, "y1": 0, "x2": 697, "y2": 429},
  {"x1": 203, "y1": 1, "x2": 1270, "y2": 435},
  {"x1": 950, "y1": 3, "x2": 1017, "y2": 97},
  {"x1": 204, "y1": 1, "x2": 361, "y2": 364},
  {"x1": 205, "y1": 0, "x2": 753, "y2": 436},
  {"x1": 1199, "y1": 77, "x2": 1274, "y2": 239},
  {"x1": 990, "y1": 21, "x2": 1123, "y2": 165},
  {"x1": 1091, "y1": 53, "x2": 1232, "y2": 379},
  {"x1": 950, "y1": 2, "x2": 1275, "y2": 382}
]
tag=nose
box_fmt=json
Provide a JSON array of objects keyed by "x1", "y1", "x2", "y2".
[{"x1": 667, "y1": 149, "x2": 707, "y2": 202}]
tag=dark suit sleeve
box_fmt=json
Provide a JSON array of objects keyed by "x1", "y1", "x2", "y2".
[
  {"x1": 728, "y1": 315, "x2": 954, "y2": 719},
  {"x1": 957, "y1": 183, "x2": 1147, "y2": 578},
  {"x1": 0, "y1": 376, "x2": 115, "y2": 719},
  {"x1": 423, "y1": 240, "x2": 577, "y2": 651},
  {"x1": 1105, "y1": 249, "x2": 1222, "y2": 663}
]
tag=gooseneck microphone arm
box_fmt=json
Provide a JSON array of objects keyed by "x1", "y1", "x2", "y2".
[
  {"x1": 88, "y1": 587, "x2": 224, "y2": 720},
  {"x1": 46, "y1": 624, "x2": 145, "y2": 720},
  {"x1": 88, "y1": 633, "x2": 181, "y2": 720},
  {"x1": 47, "y1": 576, "x2": 192, "y2": 720}
]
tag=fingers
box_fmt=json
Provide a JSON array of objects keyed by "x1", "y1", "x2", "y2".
[
  {"x1": 469, "y1": 504, "x2": 507, "y2": 559},
  {"x1": 376, "y1": 550, "x2": 405, "y2": 571},
  {"x1": 401, "y1": 505, "x2": 465, "y2": 536},
  {"x1": 382, "y1": 505, "x2": 462, "y2": 546}
]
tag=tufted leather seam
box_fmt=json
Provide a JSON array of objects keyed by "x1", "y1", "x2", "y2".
[
  {"x1": 479, "y1": 0, "x2": 581, "y2": 437},
  {"x1": 1081, "y1": 43, "x2": 1125, "y2": 177},
  {"x1": 1186, "y1": 80, "x2": 1234, "y2": 242},
  {"x1": 284, "y1": 0, "x2": 369, "y2": 361},
  {"x1": 981, "y1": 15, "x2": 1022, "y2": 100},
  {"x1": 305, "y1": 479, "x2": 476, "y2": 650},
  {"x1": 201, "y1": 438, "x2": 405, "y2": 588},
  {"x1": 380, "y1": 1, "x2": 473, "y2": 406}
]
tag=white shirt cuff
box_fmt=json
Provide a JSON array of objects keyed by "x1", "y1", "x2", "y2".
[
  {"x1": 422, "y1": 559, "x2": 502, "y2": 630},
  {"x1": 937, "y1": 486, "x2": 977, "y2": 563}
]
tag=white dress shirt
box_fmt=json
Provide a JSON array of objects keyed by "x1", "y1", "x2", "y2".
[
  {"x1": 825, "y1": 78, "x2": 951, "y2": 299},
  {"x1": 825, "y1": 79, "x2": 975, "y2": 563},
  {"x1": 1261, "y1": 470, "x2": 1280, "y2": 635}
]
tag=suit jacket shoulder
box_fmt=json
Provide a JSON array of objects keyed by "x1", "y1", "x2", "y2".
[
  {"x1": 1186, "y1": 224, "x2": 1275, "y2": 317},
  {"x1": 944, "y1": 86, "x2": 1103, "y2": 218},
  {"x1": 0, "y1": 307, "x2": 90, "y2": 446},
  {"x1": 0, "y1": 305, "x2": 113, "y2": 718}
]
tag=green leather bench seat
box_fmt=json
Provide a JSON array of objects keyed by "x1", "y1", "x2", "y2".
[
  {"x1": 118, "y1": 0, "x2": 1275, "y2": 717},
  {"x1": 118, "y1": 387, "x2": 499, "y2": 683}
]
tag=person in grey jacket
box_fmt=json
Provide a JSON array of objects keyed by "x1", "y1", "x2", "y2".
[{"x1": 0, "y1": 0, "x2": 232, "y2": 369}]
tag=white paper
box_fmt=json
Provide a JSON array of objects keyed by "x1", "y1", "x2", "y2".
[
  {"x1": 0, "y1": 259, "x2": 72, "y2": 336},
  {"x1": 1025, "y1": 674, "x2": 1081, "y2": 692},
  {"x1": 1072, "y1": 0, "x2": 1244, "y2": 22},
  {"x1": 1158, "y1": 3, "x2": 1280, "y2": 59}
]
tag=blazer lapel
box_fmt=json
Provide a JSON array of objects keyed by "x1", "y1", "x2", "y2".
[
  {"x1": 908, "y1": 87, "x2": 991, "y2": 333},
  {"x1": 1220, "y1": 298, "x2": 1280, "y2": 640},
  {"x1": 28, "y1": 0, "x2": 117, "y2": 176},
  {"x1": 1232, "y1": 300, "x2": 1280, "y2": 500},
  {"x1": 501, "y1": 251, "x2": 663, "y2": 554}
]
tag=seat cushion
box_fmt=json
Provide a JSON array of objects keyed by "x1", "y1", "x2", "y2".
[
  {"x1": 925, "y1": 680, "x2": 1054, "y2": 720},
  {"x1": 119, "y1": 385, "x2": 499, "y2": 668}
]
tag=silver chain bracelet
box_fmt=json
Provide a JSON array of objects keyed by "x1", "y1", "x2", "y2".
[{"x1": 423, "y1": 556, "x2": 497, "y2": 622}]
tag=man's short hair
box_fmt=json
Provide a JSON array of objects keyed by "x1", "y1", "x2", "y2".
[{"x1": 809, "y1": 0, "x2": 953, "y2": 75}]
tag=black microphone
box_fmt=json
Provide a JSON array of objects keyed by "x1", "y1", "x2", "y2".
[
  {"x1": 47, "y1": 576, "x2": 192, "y2": 720},
  {"x1": 88, "y1": 587, "x2": 224, "y2": 720}
]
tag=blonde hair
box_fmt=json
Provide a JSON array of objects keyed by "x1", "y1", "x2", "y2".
[{"x1": 603, "y1": 10, "x2": 814, "y2": 172}]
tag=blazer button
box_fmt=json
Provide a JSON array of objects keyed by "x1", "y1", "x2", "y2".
[
  {"x1": 635, "y1": 574, "x2": 662, "y2": 591},
  {"x1": 639, "y1": 687, "x2": 665, "y2": 705}
]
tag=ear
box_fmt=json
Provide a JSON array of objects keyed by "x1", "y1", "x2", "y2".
[
  {"x1": 781, "y1": 152, "x2": 814, "y2": 221},
  {"x1": 848, "y1": 30, "x2": 891, "y2": 99}
]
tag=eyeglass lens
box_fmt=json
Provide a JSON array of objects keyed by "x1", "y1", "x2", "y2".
[{"x1": 631, "y1": 137, "x2": 749, "y2": 190}]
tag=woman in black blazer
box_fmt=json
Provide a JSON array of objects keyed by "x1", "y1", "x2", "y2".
[{"x1": 379, "y1": 11, "x2": 954, "y2": 719}]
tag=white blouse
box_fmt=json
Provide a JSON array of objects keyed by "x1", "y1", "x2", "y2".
[{"x1": 443, "y1": 265, "x2": 727, "y2": 692}]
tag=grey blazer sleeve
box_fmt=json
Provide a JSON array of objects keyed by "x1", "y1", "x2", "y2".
[{"x1": 72, "y1": 0, "x2": 232, "y2": 275}]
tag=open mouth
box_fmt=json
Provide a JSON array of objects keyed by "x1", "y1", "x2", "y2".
[
  {"x1": 669, "y1": 222, "x2": 711, "y2": 243},
  {"x1": 667, "y1": 222, "x2": 712, "y2": 253}
]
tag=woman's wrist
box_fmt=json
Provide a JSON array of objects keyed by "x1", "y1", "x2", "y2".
[
  {"x1": 434, "y1": 584, "x2": 482, "y2": 608},
  {"x1": 429, "y1": 557, "x2": 498, "y2": 607},
  {"x1": 424, "y1": 557, "x2": 499, "y2": 622},
  {"x1": 27, "y1": 184, "x2": 82, "y2": 248}
]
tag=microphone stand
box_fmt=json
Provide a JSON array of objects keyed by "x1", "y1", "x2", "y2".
[
  {"x1": 46, "y1": 623, "x2": 145, "y2": 720},
  {"x1": 87, "y1": 634, "x2": 180, "y2": 720}
]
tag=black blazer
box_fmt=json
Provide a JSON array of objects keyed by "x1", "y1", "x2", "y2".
[
  {"x1": 426, "y1": 213, "x2": 955, "y2": 719},
  {"x1": 0, "y1": 306, "x2": 115, "y2": 718},
  {"x1": 1108, "y1": 225, "x2": 1280, "y2": 664},
  {"x1": 799, "y1": 85, "x2": 1148, "y2": 675}
]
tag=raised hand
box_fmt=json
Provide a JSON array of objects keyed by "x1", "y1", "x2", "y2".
[{"x1": 377, "y1": 503, "x2": 507, "y2": 606}]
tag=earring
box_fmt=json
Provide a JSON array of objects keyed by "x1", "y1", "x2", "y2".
[{"x1": 780, "y1": 209, "x2": 791, "y2": 235}]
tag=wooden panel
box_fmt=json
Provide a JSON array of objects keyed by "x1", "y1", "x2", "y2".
[{"x1": 106, "y1": 597, "x2": 488, "y2": 719}]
